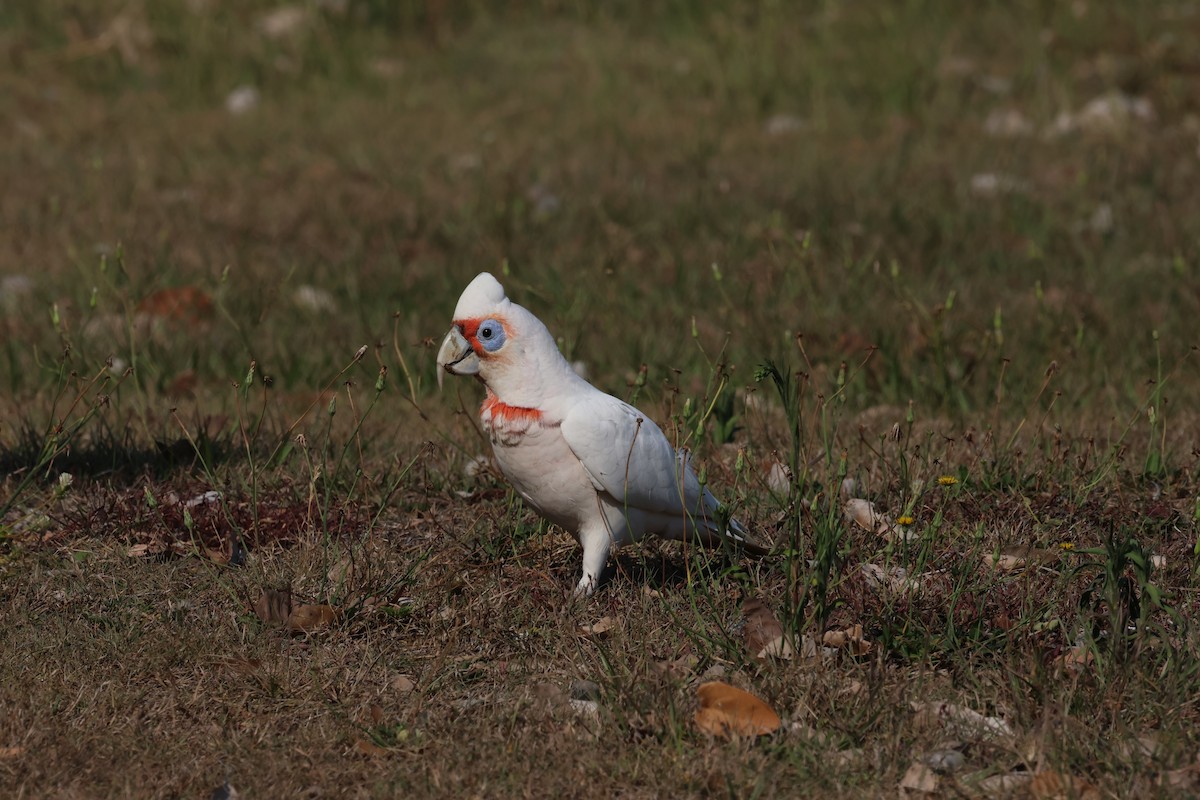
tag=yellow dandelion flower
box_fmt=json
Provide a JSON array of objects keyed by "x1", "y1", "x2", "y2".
[
  {"x1": 1059, "y1": 542, "x2": 1074, "y2": 551},
  {"x1": 938, "y1": 475, "x2": 959, "y2": 486},
  {"x1": 897, "y1": 515, "x2": 915, "y2": 526}
]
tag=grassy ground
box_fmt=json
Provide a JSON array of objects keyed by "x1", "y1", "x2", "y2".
[{"x1": 2, "y1": 1, "x2": 1199, "y2": 796}]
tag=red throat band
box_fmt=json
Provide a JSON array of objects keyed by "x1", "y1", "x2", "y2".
[{"x1": 481, "y1": 390, "x2": 543, "y2": 428}]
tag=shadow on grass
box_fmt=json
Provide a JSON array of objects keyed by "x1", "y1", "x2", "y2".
[
  {"x1": 0, "y1": 423, "x2": 235, "y2": 484},
  {"x1": 610, "y1": 547, "x2": 736, "y2": 594}
]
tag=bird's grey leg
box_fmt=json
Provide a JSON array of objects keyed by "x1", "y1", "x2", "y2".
[{"x1": 573, "y1": 526, "x2": 613, "y2": 597}]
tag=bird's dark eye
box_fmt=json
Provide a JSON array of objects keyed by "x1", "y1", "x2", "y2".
[{"x1": 476, "y1": 317, "x2": 506, "y2": 352}]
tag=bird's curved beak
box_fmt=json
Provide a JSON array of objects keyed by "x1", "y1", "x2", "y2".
[{"x1": 436, "y1": 326, "x2": 479, "y2": 389}]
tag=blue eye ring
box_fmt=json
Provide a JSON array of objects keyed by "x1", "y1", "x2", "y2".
[{"x1": 477, "y1": 318, "x2": 506, "y2": 352}]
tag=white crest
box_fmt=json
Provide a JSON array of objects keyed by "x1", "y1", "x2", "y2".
[{"x1": 453, "y1": 272, "x2": 509, "y2": 320}]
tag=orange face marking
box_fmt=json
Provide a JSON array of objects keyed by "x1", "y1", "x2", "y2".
[{"x1": 453, "y1": 316, "x2": 509, "y2": 356}]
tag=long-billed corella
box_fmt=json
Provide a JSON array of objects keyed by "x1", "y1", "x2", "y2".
[{"x1": 437, "y1": 272, "x2": 766, "y2": 596}]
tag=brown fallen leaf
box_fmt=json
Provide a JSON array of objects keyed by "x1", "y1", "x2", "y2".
[
  {"x1": 327, "y1": 554, "x2": 355, "y2": 586},
  {"x1": 1159, "y1": 761, "x2": 1200, "y2": 792},
  {"x1": 844, "y1": 498, "x2": 889, "y2": 534},
  {"x1": 579, "y1": 616, "x2": 616, "y2": 637},
  {"x1": 989, "y1": 552, "x2": 1025, "y2": 571},
  {"x1": 757, "y1": 635, "x2": 814, "y2": 661},
  {"x1": 204, "y1": 540, "x2": 238, "y2": 565},
  {"x1": 910, "y1": 701, "x2": 1012, "y2": 741},
  {"x1": 390, "y1": 675, "x2": 416, "y2": 694},
  {"x1": 1029, "y1": 771, "x2": 1100, "y2": 800},
  {"x1": 860, "y1": 562, "x2": 923, "y2": 595},
  {"x1": 1059, "y1": 644, "x2": 1094, "y2": 671},
  {"x1": 822, "y1": 624, "x2": 873, "y2": 656},
  {"x1": 136, "y1": 286, "x2": 214, "y2": 324},
  {"x1": 354, "y1": 737, "x2": 390, "y2": 757},
  {"x1": 1115, "y1": 733, "x2": 1161, "y2": 761},
  {"x1": 286, "y1": 604, "x2": 338, "y2": 633},
  {"x1": 655, "y1": 653, "x2": 699, "y2": 678},
  {"x1": 694, "y1": 681, "x2": 780, "y2": 738},
  {"x1": 899, "y1": 761, "x2": 939, "y2": 794},
  {"x1": 253, "y1": 589, "x2": 293, "y2": 626},
  {"x1": 0, "y1": 746, "x2": 26, "y2": 759},
  {"x1": 529, "y1": 682, "x2": 566, "y2": 707},
  {"x1": 973, "y1": 771, "x2": 1033, "y2": 794},
  {"x1": 741, "y1": 597, "x2": 784, "y2": 656},
  {"x1": 986, "y1": 547, "x2": 1058, "y2": 573}
]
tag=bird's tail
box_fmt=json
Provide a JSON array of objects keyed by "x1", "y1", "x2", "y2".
[
  {"x1": 720, "y1": 515, "x2": 770, "y2": 556},
  {"x1": 691, "y1": 484, "x2": 769, "y2": 555}
]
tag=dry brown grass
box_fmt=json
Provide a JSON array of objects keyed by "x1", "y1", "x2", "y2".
[
  {"x1": 3, "y1": 423, "x2": 1199, "y2": 797},
  {"x1": 3, "y1": 1, "x2": 1200, "y2": 797}
]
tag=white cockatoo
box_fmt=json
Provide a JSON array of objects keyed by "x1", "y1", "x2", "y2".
[{"x1": 436, "y1": 272, "x2": 767, "y2": 596}]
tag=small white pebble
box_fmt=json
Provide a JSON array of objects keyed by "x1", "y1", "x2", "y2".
[
  {"x1": 257, "y1": 6, "x2": 308, "y2": 40},
  {"x1": 185, "y1": 490, "x2": 221, "y2": 509},
  {"x1": 292, "y1": 285, "x2": 337, "y2": 314},
  {"x1": 225, "y1": 86, "x2": 260, "y2": 115},
  {"x1": 764, "y1": 114, "x2": 806, "y2": 136}
]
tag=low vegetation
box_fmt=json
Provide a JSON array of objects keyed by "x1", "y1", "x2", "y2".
[{"x1": 2, "y1": 1, "x2": 1198, "y2": 797}]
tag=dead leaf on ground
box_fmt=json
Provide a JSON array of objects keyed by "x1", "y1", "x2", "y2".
[
  {"x1": 137, "y1": 286, "x2": 214, "y2": 323},
  {"x1": 757, "y1": 635, "x2": 815, "y2": 660},
  {"x1": 287, "y1": 604, "x2": 338, "y2": 633},
  {"x1": 860, "y1": 562, "x2": 923, "y2": 595},
  {"x1": 354, "y1": 738, "x2": 390, "y2": 757},
  {"x1": 911, "y1": 701, "x2": 1013, "y2": 741},
  {"x1": 1114, "y1": 733, "x2": 1161, "y2": 762},
  {"x1": 827, "y1": 748, "x2": 865, "y2": 769},
  {"x1": 822, "y1": 624, "x2": 873, "y2": 656},
  {"x1": 327, "y1": 554, "x2": 355, "y2": 586},
  {"x1": 253, "y1": 589, "x2": 293, "y2": 625},
  {"x1": 1054, "y1": 644, "x2": 1094, "y2": 672},
  {"x1": 899, "y1": 761, "x2": 939, "y2": 794},
  {"x1": 528, "y1": 682, "x2": 566, "y2": 708},
  {"x1": 126, "y1": 543, "x2": 157, "y2": 558},
  {"x1": 568, "y1": 698, "x2": 600, "y2": 723},
  {"x1": 1160, "y1": 760, "x2": 1200, "y2": 792},
  {"x1": 1029, "y1": 771, "x2": 1100, "y2": 800},
  {"x1": 579, "y1": 616, "x2": 616, "y2": 637},
  {"x1": 985, "y1": 547, "x2": 1058, "y2": 573},
  {"x1": 390, "y1": 675, "x2": 416, "y2": 694},
  {"x1": 741, "y1": 597, "x2": 784, "y2": 655},
  {"x1": 0, "y1": 746, "x2": 26, "y2": 759},
  {"x1": 694, "y1": 681, "x2": 781, "y2": 738},
  {"x1": 254, "y1": 587, "x2": 294, "y2": 623},
  {"x1": 924, "y1": 747, "x2": 966, "y2": 774},
  {"x1": 204, "y1": 537, "x2": 244, "y2": 566},
  {"x1": 253, "y1": 590, "x2": 337, "y2": 632},
  {"x1": 973, "y1": 771, "x2": 1033, "y2": 794},
  {"x1": 655, "y1": 653, "x2": 699, "y2": 678},
  {"x1": 844, "y1": 498, "x2": 890, "y2": 535}
]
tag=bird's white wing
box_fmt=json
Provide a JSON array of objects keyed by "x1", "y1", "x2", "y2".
[{"x1": 560, "y1": 393, "x2": 708, "y2": 519}]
